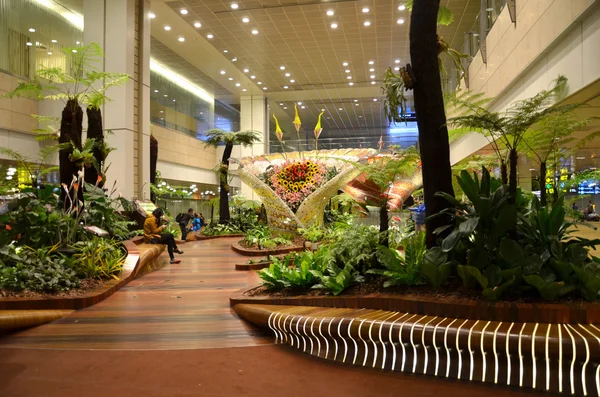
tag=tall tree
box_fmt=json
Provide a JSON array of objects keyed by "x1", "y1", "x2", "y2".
[
  {"x1": 204, "y1": 129, "x2": 262, "y2": 223},
  {"x1": 84, "y1": 106, "x2": 104, "y2": 187},
  {"x1": 410, "y1": 0, "x2": 455, "y2": 247}
]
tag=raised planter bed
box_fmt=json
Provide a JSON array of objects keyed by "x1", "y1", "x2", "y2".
[
  {"x1": 197, "y1": 233, "x2": 245, "y2": 241},
  {"x1": 230, "y1": 285, "x2": 600, "y2": 324},
  {"x1": 0, "y1": 237, "x2": 167, "y2": 311},
  {"x1": 231, "y1": 241, "x2": 305, "y2": 257}
]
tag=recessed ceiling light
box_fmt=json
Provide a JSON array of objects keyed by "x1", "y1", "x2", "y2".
[
  {"x1": 284, "y1": 106, "x2": 288, "y2": 109},
  {"x1": 284, "y1": 85, "x2": 289, "y2": 89},
  {"x1": 398, "y1": 5, "x2": 406, "y2": 11},
  {"x1": 51, "y1": 39, "x2": 57, "y2": 43},
  {"x1": 257, "y1": 81, "x2": 262, "y2": 85},
  {"x1": 242, "y1": 88, "x2": 247, "y2": 92},
  {"x1": 164, "y1": 94, "x2": 168, "y2": 97},
  {"x1": 298, "y1": 102, "x2": 303, "y2": 105},
  {"x1": 223, "y1": 49, "x2": 228, "y2": 53},
  {"x1": 371, "y1": 81, "x2": 376, "y2": 85},
  {"x1": 72, "y1": 49, "x2": 77, "y2": 53},
  {"x1": 331, "y1": 23, "x2": 338, "y2": 29},
  {"x1": 228, "y1": 77, "x2": 233, "y2": 81},
  {"x1": 370, "y1": 75, "x2": 375, "y2": 79},
  {"x1": 342, "y1": 62, "x2": 348, "y2": 66},
  {"x1": 321, "y1": 108, "x2": 325, "y2": 111},
  {"x1": 290, "y1": 79, "x2": 295, "y2": 83},
  {"x1": 280, "y1": 65, "x2": 286, "y2": 70},
  {"x1": 26, "y1": 42, "x2": 32, "y2": 46},
  {"x1": 178, "y1": 37, "x2": 185, "y2": 42},
  {"x1": 263, "y1": 87, "x2": 267, "y2": 90},
  {"x1": 373, "y1": 98, "x2": 378, "y2": 102},
  {"x1": 354, "y1": 99, "x2": 358, "y2": 102},
  {"x1": 338, "y1": 107, "x2": 343, "y2": 110},
  {"x1": 394, "y1": 66, "x2": 400, "y2": 71},
  {"x1": 345, "y1": 69, "x2": 351, "y2": 73},
  {"x1": 220, "y1": 70, "x2": 226, "y2": 75},
  {"x1": 242, "y1": 17, "x2": 250, "y2": 23},
  {"x1": 231, "y1": 3, "x2": 239, "y2": 9},
  {"x1": 243, "y1": 68, "x2": 249, "y2": 73},
  {"x1": 150, "y1": 13, "x2": 156, "y2": 19},
  {"x1": 355, "y1": 103, "x2": 359, "y2": 106},
  {"x1": 164, "y1": 25, "x2": 171, "y2": 31},
  {"x1": 368, "y1": 60, "x2": 374, "y2": 65},
  {"x1": 285, "y1": 73, "x2": 291, "y2": 77},
  {"x1": 173, "y1": 99, "x2": 176, "y2": 102},
  {"x1": 327, "y1": 10, "x2": 334, "y2": 16},
  {"x1": 207, "y1": 34, "x2": 214, "y2": 39},
  {"x1": 349, "y1": 82, "x2": 354, "y2": 86},
  {"x1": 279, "y1": 102, "x2": 284, "y2": 105},
  {"x1": 29, "y1": 28, "x2": 35, "y2": 32},
  {"x1": 397, "y1": 18, "x2": 405, "y2": 24},
  {"x1": 160, "y1": 110, "x2": 163, "y2": 113},
  {"x1": 364, "y1": 21, "x2": 371, "y2": 27},
  {"x1": 347, "y1": 76, "x2": 352, "y2": 79},
  {"x1": 194, "y1": 22, "x2": 202, "y2": 28},
  {"x1": 250, "y1": 75, "x2": 256, "y2": 79},
  {"x1": 362, "y1": 7, "x2": 370, "y2": 13},
  {"x1": 235, "y1": 83, "x2": 241, "y2": 87},
  {"x1": 76, "y1": 41, "x2": 80, "y2": 44},
  {"x1": 154, "y1": 89, "x2": 158, "y2": 92},
  {"x1": 395, "y1": 59, "x2": 401, "y2": 64},
  {"x1": 47, "y1": 51, "x2": 52, "y2": 55},
  {"x1": 301, "y1": 105, "x2": 305, "y2": 109},
  {"x1": 180, "y1": 9, "x2": 188, "y2": 15},
  {"x1": 251, "y1": 29, "x2": 259, "y2": 35},
  {"x1": 369, "y1": 68, "x2": 375, "y2": 72},
  {"x1": 232, "y1": 57, "x2": 237, "y2": 62},
  {"x1": 359, "y1": 115, "x2": 363, "y2": 118}
]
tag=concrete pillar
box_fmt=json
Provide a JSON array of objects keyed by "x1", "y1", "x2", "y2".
[
  {"x1": 239, "y1": 94, "x2": 268, "y2": 200},
  {"x1": 84, "y1": 0, "x2": 145, "y2": 200}
]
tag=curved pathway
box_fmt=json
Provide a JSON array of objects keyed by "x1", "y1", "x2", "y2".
[{"x1": 0, "y1": 237, "x2": 539, "y2": 396}]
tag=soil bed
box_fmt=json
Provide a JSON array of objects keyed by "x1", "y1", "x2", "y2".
[
  {"x1": 238, "y1": 236, "x2": 305, "y2": 252},
  {"x1": 0, "y1": 278, "x2": 105, "y2": 299},
  {"x1": 245, "y1": 274, "x2": 591, "y2": 306}
]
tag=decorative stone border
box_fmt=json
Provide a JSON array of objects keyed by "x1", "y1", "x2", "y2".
[
  {"x1": 231, "y1": 241, "x2": 305, "y2": 257},
  {"x1": 232, "y1": 303, "x2": 600, "y2": 396},
  {"x1": 230, "y1": 286, "x2": 600, "y2": 324},
  {"x1": 0, "y1": 237, "x2": 167, "y2": 311}
]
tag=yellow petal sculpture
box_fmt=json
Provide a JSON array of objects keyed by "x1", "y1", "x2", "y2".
[
  {"x1": 293, "y1": 104, "x2": 302, "y2": 133},
  {"x1": 273, "y1": 113, "x2": 283, "y2": 142},
  {"x1": 314, "y1": 111, "x2": 324, "y2": 140}
]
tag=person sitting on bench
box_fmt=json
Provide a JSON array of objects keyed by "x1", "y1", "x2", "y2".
[{"x1": 144, "y1": 208, "x2": 184, "y2": 264}]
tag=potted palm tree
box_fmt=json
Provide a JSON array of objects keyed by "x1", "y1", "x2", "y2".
[{"x1": 204, "y1": 129, "x2": 262, "y2": 223}]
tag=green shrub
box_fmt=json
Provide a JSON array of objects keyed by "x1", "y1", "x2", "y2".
[
  {"x1": 202, "y1": 223, "x2": 242, "y2": 236},
  {"x1": 329, "y1": 225, "x2": 380, "y2": 272},
  {"x1": 311, "y1": 263, "x2": 364, "y2": 296},
  {"x1": 82, "y1": 183, "x2": 139, "y2": 241},
  {"x1": 71, "y1": 237, "x2": 126, "y2": 279},
  {"x1": 368, "y1": 231, "x2": 426, "y2": 287}
]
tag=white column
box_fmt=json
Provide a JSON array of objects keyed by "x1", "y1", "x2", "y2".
[
  {"x1": 239, "y1": 94, "x2": 268, "y2": 200},
  {"x1": 84, "y1": 0, "x2": 136, "y2": 199},
  {"x1": 138, "y1": 0, "x2": 152, "y2": 200}
]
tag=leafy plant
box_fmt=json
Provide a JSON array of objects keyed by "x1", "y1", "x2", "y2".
[
  {"x1": 329, "y1": 225, "x2": 380, "y2": 272},
  {"x1": 311, "y1": 263, "x2": 364, "y2": 296},
  {"x1": 298, "y1": 225, "x2": 325, "y2": 243},
  {"x1": 202, "y1": 223, "x2": 242, "y2": 236},
  {"x1": 71, "y1": 237, "x2": 126, "y2": 280},
  {"x1": 83, "y1": 182, "x2": 138, "y2": 241},
  {"x1": 368, "y1": 231, "x2": 426, "y2": 287},
  {"x1": 420, "y1": 247, "x2": 452, "y2": 288}
]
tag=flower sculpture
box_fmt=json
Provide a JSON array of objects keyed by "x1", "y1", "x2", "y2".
[
  {"x1": 236, "y1": 149, "x2": 377, "y2": 232},
  {"x1": 314, "y1": 111, "x2": 324, "y2": 150}
]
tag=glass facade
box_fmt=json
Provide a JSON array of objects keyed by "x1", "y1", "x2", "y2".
[{"x1": 0, "y1": 0, "x2": 83, "y2": 79}]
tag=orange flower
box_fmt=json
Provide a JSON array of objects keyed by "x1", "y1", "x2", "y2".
[
  {"x1": 5, "y1": 224, "x2": 12, "y2": 231},
  {"x1": 96, "y1": 175, "x2": 103, "y2": 186},
  {"x1": 73, "y1": 182, "x2": 79, "y2": 191}
]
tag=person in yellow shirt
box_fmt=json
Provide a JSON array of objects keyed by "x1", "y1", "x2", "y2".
[{"x1": 144, "y1": 208, "x2": 184, "y2": 264}]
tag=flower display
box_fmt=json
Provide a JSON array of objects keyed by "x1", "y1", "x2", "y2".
[{"x1": 265, "y1": 159, "x2": 332, "y2": 212}]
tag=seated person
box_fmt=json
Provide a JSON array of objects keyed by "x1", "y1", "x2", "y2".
[
  {"x1": 144, "y1": 208, "x2": 184, "y2": 264},
  {"x1": 192, "y1": 213, "x2": 202, "y2": 231}
]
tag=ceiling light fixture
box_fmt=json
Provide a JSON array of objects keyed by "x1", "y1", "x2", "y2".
[
  {"x1": 72, "y1": 49, "x2": 77, "y2": 53},
  {"x1": 242, "y1": 88, "x2": 247, "y2": 91},
  {"x1": 51, "y1": 39, "x2": 57, "y2": 43},
  {"x1": 284, "y1": 106, "x2": 288, "y2": 109},
  {"x1": 257, "y1": 81, "x2": 262, "y2": 85},
  {"x1": 284, "y1": 85, "x2": 289, "y2": 89},
  {"x1": 285, "y1": 73, "x2": 291, "y2": 77},
  {"x1": 394, "y1": 66, "x2": 400, "y2": 71},
  {"x1": 338, "y1": 107, "x2": 343, "y2": 110},
  {"x1": 369, "y1": 68, "x2": 375, "y2": 72},
  {"x1": 298, "y1": 102, "x2": 303, "y2": 105},
  {"x1": 349, "y1": 82, "x2": 354, "y2": 86},
  {"x1": 263, "y1": 87, "x2": 267, "y2": 90},
  {"x1": 370, "y1": 75, "x2": 375, "y2": 78},
  {"x1": 373, "y1": 98, "x2": 378, "y2": 102},
  {"x1": 243, "y1": 68, "x2": 249, "y2": 73},
  {"x1": 29, "y1": 28, "x2": 35, "y2": 32},
  {"x1": 342, "y1": 62, "x2": 348, "y2": 66},
  {"x1": 397, "y1": 18, "x2": 405, "y2": 24},
  {"x1": 321, "y1": 108, "x2": 325, "y2": 111},
  {"x1": 207, "y1": 34, "x2": 214, "y2": 39},
  {"x1": 154, "y1": 89, "x2": 158, "y2": 92},
  {"x1": 47, "y1": 51, "x2": 52, "y2": 55},
  {"x1": 178, "y1": 37, "x2": 185, "y2": 42},
  {"x1": 371, "y1": 81, "x2": 376, "y2": 84},
  {"x1": 364, "y1": 21, "x2": 371, "y2": 26},
  {"x1": 362, "y1": 7, "x2": 369, "y2": 13},
  {"x1": 398, "y1": 4, "x2": 406, "y2": 11},
  {"x1": 235, "y1": 83, "x2": 241, "y2": 87},
  {"x1": 395, "y1": 59, "x2": 400, "y2": 63},
  {"x1": 150, "y1": 13, "x2": 156, "y2": 19},
  {"x1": 223, "y1": 49, "x2": 228, "y2": 53},
  {"x1": 26, "y1": 42, "x2": 33, "y2": 46},
  {"x1": 345, "y1": 69, "x2": 350, "y2": 73},
  {"x1": 290, "y1": 79, "x2": 295, "y2": 83},
  {"x1": 355, "y1": 103, "x2": 359, "y2": 106},
  {"x1": 354, "y1": 99, "x2": 358, "y2": 102},
  {"x1": 279, "y1": 103, "x2": 284, "y2": 105},
  {"x1": 251, "y1": 29, "x2": 259, "y2": 34},
  {"x1": 331, "y1": 23, "x2": 338, "y2": 29},
  {"x1": 368, "y1": 60, "x2": 374, "y2": 65},
  {"x1": 231, "y1": 3, "x2": 239, "y2": 9},
  {"x1": 347, "y1": 76, "x2": 352, "y2": 79},
  {"x1": 164, "y1": 25, "x2": 171, "y2": 31},
  {"x1": 242, "y1": 17, "x2": 249, "y2": 23},
  {"x1": 232, "y1": 57, "x2": 237, "y2": 62},
  {"x1": 220, "y1": 70, "x2": 226, "y2": 75},
  {"x1": 250, "y1": 75, "x2": 256, "y2": 79},
  {"x1": 164, "y1": 94, "x2": 168, "y2": 97},
  {"x1": 228, "y1": 77, "x2": 233, "y2": 81},
  {"x1": 327, "y1": 10, "x2": 334, "y2": 16},
  {"x1": 280, "y1": 65, "x2": 286, "y2": 70},
  {"x1": 180, "y1": 9, "x2": 188, "y2": 15},
  {"x1": 76, "y1": 41, "x2": 80, "y2": 44},
  {"x1": 194, "y1": 22, "x2": 202, "y2": 28},
  {"x1": 301, "y1": 105, "x2": 305, "y2": 109}
]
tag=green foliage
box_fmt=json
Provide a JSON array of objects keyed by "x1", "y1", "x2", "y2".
[
  {"x1": 298, "y1": 225, "x2": 325, "y2": 243},
  {"x1": 71, "y1": 237, "x2": 125, "y2": 279},
  {"x1": 83, "y1": 182, "x2": 139, "y2": 241},
  {"x1": 404, "y1": 0, "x2": 454, "y2": 26},
  {"x1": 382, "y1": 67, "x2": 410, "y2": 124},
  {"x1": 204, "y1": 129, "x2": 262, "y2": 148},
  {"x1": 311, "y1": 263, "x2": 364, "y2": 296},
  {"x1": 243, "y1": 225, "x2": 291, "y2": 249},
  {"x1": 368, "y1": 231, "x2": 426, "y2": 287},
  {"x1": 0, "y1": 245, "x2": 80, "y2": 293},
  {"x1": 258, "y1": 251, "x2": 321, "y2": 290},
  {"x1": 329, "y1": 225, "x2": 381, "y2": 272},
  {"x1": 420, "y1": 247, "x2": 451, "y2": 288},
  {"x1": 202, "y1": 223, "x2": 242, "y2": 236}
]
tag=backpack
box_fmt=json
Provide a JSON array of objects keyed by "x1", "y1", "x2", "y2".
[{"x1": 175, "y1": 213, "x2": 184, "y2": 222}]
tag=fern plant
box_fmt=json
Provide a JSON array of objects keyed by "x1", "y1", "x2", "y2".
[{"x1": 311, "y1": 263, "x2": 364, "y2": 296}]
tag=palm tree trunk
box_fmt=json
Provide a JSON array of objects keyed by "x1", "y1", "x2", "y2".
[
  {"x1": 508, "y1": 148, "x2": 518, "y2": 204},
  {"x1": 150, "y1": 134, "x2": 158, "y2": 202},
  {"x1": 59, "y1": 99, "x2": 83, "y2": 203},
  {"x1": 540, "y1": 161, "x2": 547, "y2": 206},
  {"x1": 410, "y1": 0, "x2": 455, "y2": 248},
  {"x1": 379, "y1": 203, "x2": 389, "y2": 247},
  {"x1": 500, "y1": 160, "x2": 508, "y2": 184},
  {"x1": 84, "y1": 107, "x2": 104, "y2": 188},
  {"x1": 219, "y1": 142, "x2": 234, "y2": 223}
]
